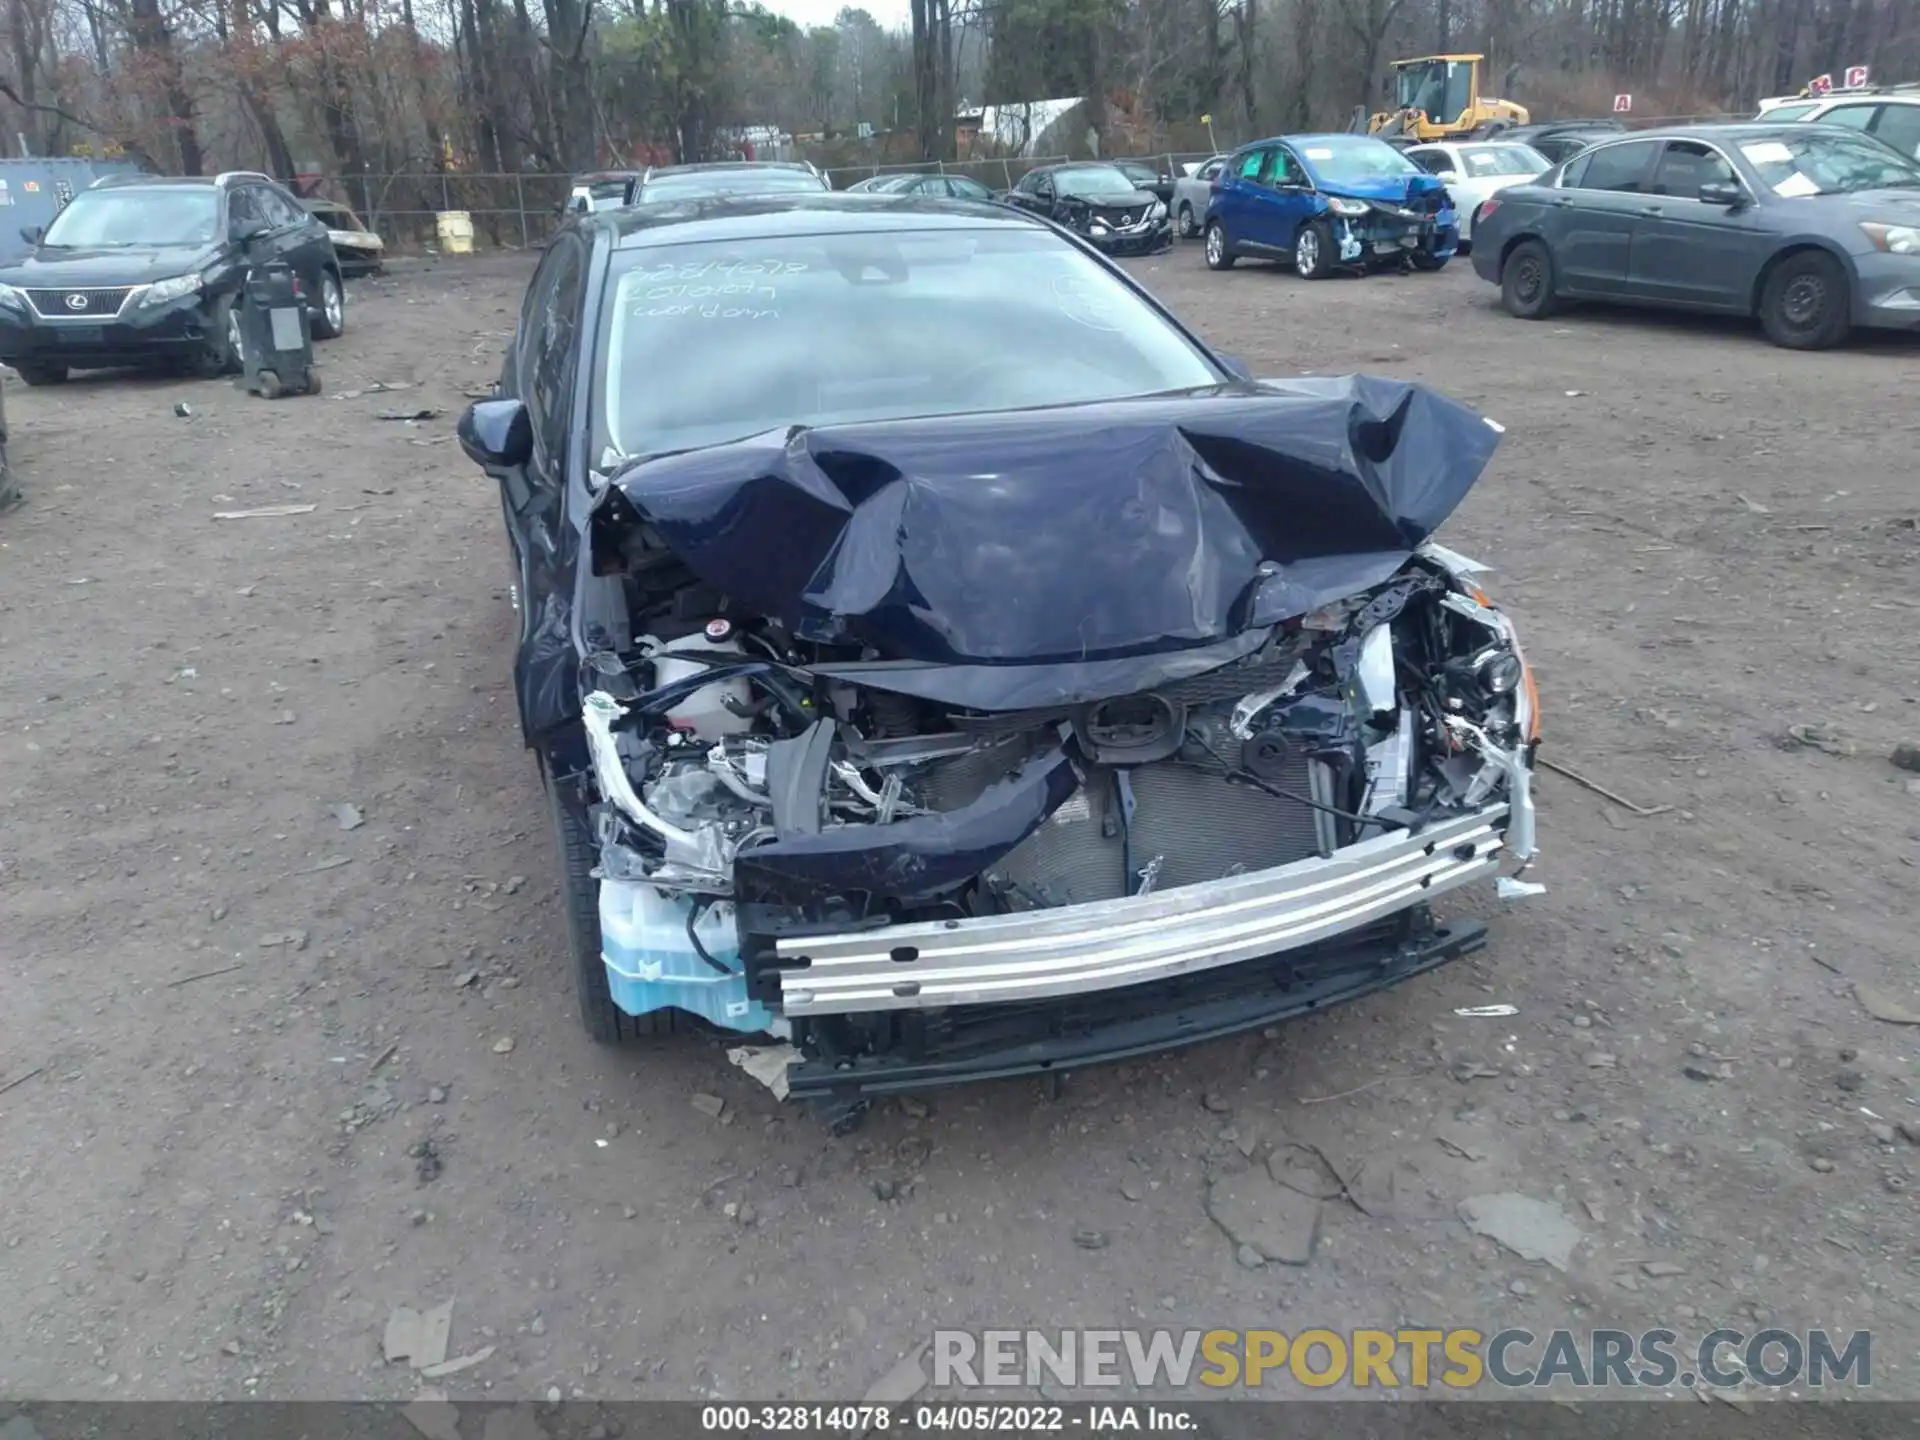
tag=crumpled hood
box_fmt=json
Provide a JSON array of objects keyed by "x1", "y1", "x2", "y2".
[
  {"x1": 595, "y1": 376, "x2": 1500, "y2": 709},
  {"x1": 0, "y1": 243, "x2": 218, "y2": 287},
  {"x1": 1325, "y1": 173, "x2": 1451, "y2": 207}
]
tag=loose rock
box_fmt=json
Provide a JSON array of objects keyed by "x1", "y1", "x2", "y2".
[
  {"x1": 1459, "y1": 1193, "x2": 1583, "y2": 1271},
  {"x1": 1120, "y1": 1177, "x2": 1146, "y2": 1203},
  {"x1": 1810, "y1": 1157, "x2": 1835, "y2": 1173},
  {"x1": 1206, "y1": 1172, "x2": 1321, "y2": 1265},
  {"x1": 690, "y1": 1093, "x2": 726, "y2": 1119},
  {"x1": 1891, "y1": 742, "x2": 1920, "y2": 773},
  {"x1": 1073, "y1": 1228, "x2": 1109, "y2": 1250},
  {"x1": 492, "y1": 1037, "x2": 515, "y2": 1054}
]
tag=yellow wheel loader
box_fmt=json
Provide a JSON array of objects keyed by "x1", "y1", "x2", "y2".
[{"x1": 1366, "y1": 55, "x2": 1529, "y2": 142}]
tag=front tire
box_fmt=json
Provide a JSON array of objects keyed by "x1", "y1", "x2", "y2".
[
  {"x1": 1759, "y1": 250, "x2": 1851, "y2": 350},
  {"x1": 1177, "y1": 202, "x2": 1198, "y2": 238},
  {"x1": 542, "y1": 756, "x2": 682, "y2": 1044},
  {"x1": 1293, "y1": 220, "x2": 1334, "y2": 280},
  {"x1": 191, "y1": 296, "x2": 241, "y2": 379},
  {"x1": 1499, "y1": 238, "x2": 1559, "y2": 319},
  {"x1": 1204, "y1": 220, "x2": 1236, "y2": 270},
  {"x1": 311, "y1": 269, "x2": 346, "y2": 341}
]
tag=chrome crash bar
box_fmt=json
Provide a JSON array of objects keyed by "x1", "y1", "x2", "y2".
[{"x1": 777, "y1": 802, "x2": 1511, "y2": 1015}]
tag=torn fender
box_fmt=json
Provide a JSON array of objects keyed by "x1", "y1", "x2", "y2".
[{"x1": 594, "y1": 376, "x2": 1500, "y2": 711}]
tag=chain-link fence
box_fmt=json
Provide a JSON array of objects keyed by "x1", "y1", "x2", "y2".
[{"x1": 316, "y1": 155, "x2": 1231, "y2": 256}]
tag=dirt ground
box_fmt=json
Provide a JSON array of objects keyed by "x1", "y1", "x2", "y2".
[{"x1": 3, "y1": 246, "x2": 1919, "y2": 1406}]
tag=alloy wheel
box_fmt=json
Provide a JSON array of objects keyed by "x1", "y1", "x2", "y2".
[
  {"x1": 323, "y1": 275, "x2": 344, "y2": 333},
  {"x1": 1295, "y1": 229, "x2": 1319, "y2": 276}
]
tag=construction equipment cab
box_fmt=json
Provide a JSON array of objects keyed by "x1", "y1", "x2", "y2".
[{"x1": 1369, "y1": 56, "x2": 1529, "y2": 142}]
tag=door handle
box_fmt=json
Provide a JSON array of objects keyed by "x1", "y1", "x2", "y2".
[
  {"x1": 1640, "y1": 204, "x2": 1663, "y2": 215},
  {"x1": 1551, "y1": 197, "x2": 1572, "y2": 207}
]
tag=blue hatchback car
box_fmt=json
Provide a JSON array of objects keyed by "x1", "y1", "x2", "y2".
[{"x1": 1203, "y1": 134, "x2": 1459, "y2": 278}]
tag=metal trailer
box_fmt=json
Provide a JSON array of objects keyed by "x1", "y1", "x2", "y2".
[{"x1": 0, "y1": 156, "x2": 148, "y2": 265}]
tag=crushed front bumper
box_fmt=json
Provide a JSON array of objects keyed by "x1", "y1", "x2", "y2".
[
  {"x1": 774, "y1": 802, "x2": 1509, "y2": 1015},
  {"x1": 1085, "y1": 219, "x2": 1173, "y2": 255},
  {"x1": 783, "y1": 910, "x2": 1487, "y2": 1098}
]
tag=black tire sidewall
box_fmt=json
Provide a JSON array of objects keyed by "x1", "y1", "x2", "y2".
[
  {"x1": 541, "y1": 756, "x2": 675, "y2": 1043},
  {"x1": 1205, "y1": 221, "x2": 1235, "y2": 270},
  {"x1": 1296, "y1": 220, "x2": 1333, "y2": 280},
  {"x1": 1502, "y1": 240, "x2": 1556, "y2": 318},
  {"x1": 312, "y1": 269, "x2": 346, "y2": 340},
  {"x1": 1762, "y1": 252, "x2": 1850, "y2": 350}
]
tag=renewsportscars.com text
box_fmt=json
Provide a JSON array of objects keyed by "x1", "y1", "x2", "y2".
[{"x1": 932, "y1": 1327, "x2": 1871, "y2": 1391}]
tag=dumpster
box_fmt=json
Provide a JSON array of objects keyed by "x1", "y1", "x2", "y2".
[{"x1": 0, "y1": 157, "x2": 147, "y2": 265}]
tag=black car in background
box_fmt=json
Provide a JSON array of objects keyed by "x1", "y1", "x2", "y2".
[
  {"x1": 1001, "y1": 162, "x2": 1172, "y2": 254},
  {"x1": 0, "y1": 170, "x2": 344, "y2": 385},
  {"x1": 1112, "y1": 159, "x2": 1177, "y2": 206},
  {"x1": 1471, "y1": 123, "x2": 1920, "y2": 349},
  {"x1": 1481, "y1": 120, "x2": 1626, "y2": 163}
]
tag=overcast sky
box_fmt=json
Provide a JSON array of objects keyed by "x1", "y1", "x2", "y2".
[{"x1": 761, "y1": 0, "x2": 910, "y2": 33}]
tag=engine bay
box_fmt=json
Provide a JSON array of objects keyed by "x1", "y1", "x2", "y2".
[{"x1": 570, "y1": 539, "x2": 1537, "y2": 1041}]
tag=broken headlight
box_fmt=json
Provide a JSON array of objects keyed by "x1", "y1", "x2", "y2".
[
  {"x1": 1325, "y1": 196, "x2": 1371, "y2": 217},
  {"x1": 1478, "y1": 649, "x2": 1524, "y2": 695}
]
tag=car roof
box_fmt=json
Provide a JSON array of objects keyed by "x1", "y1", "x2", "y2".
[
  {"x1": 592, "y1": 193, "x2": 1047, "y2": 251},
  {"x1": 647, "y1": 161, "x2": 815, "y2": 175},
  {"x1": 1577, "y1": 121, "x2": 1854, "y2": 144},
  {"x1": 92, "y1": 174, "x2": 220, "y2": 189},
  {"x1": 1804, "y1": 93, "x2": 1920, "y2": 107}
]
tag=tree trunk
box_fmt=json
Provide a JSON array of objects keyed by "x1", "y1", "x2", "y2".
[
  {"x1": 542, "y1": 0, "x2": 597, "y2": 170},
  {"x1": 127, "y1": 0, "x2": 203, "y2": 173}
]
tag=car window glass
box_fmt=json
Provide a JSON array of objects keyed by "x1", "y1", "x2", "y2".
[
  {"x1": 1873, "y1": 105, "x2": 1920, "y2": 158},
  {"x1": 527, "y1": 238, "x2": 585, "y2": 466},
  {"x1": 1818, "y1": 104, "x2": 1878, "y2": 130},
  {"x1": 1200, "y1": 160, "x2": 1223, "y2": 180},
  {"x1": 1410, "y1": 150, "x2": 1450, "y2": 174},
  {"x1": 1236, "y1": 150, "x2": 1269, "y2": 182},
  {"x1": 1574, "y1": 140, "x2": 1657, "y2": 192},
  {"x1": 1651, "y1": 140, "x2": 1737, "y2": 195},
  {"x1": 598, "y1": 229, "x2": 1219, "y2": 459},
  {"x1": 227, "y1": 187, "x2": 262, "y2": 233},
  {"x1": 1272, "y1": 150, "x2": 1310, "y2": 186},
  {"x1": 261, "y1": 187, "x2": 304, "y2": 227}
]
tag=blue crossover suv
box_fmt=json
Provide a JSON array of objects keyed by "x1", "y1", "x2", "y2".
[{"x1": 1204, "y1": 134, "x2": 1459, "y2": 278}]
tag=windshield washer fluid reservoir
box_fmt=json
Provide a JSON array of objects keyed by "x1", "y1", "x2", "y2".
[
  {"x1": 643, "y1": 625, "x2": 754, "y2": 741},
  {"x1": 598, "y1": 881, "x2": 780, "y2": 1033}
]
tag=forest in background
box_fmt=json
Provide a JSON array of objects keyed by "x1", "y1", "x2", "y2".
[{"x1": 0, "y1": 0, "x2": 1911, "y2": 179}]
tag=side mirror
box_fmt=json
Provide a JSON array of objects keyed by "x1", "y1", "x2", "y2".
[
  {"x1": 1698, "y1": 181, "x2": 1745, "y2": 208},
  {"x1": 458, "y1": 398, "x2": 533, "y2": 469},
  {"x1": 20, "y1": 225, "x2": 43, "y2": 246},
  {"x1": 1438, "y1": 170, "x2": 1461, "y2": 183},
  {"x1": 231, "y1": 219, "x2": 269, "y2": 245}
]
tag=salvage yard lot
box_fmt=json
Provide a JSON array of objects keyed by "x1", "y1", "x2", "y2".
[{"x1": 2, "y1": 250, "x2": 1917, "y2": 1401}]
